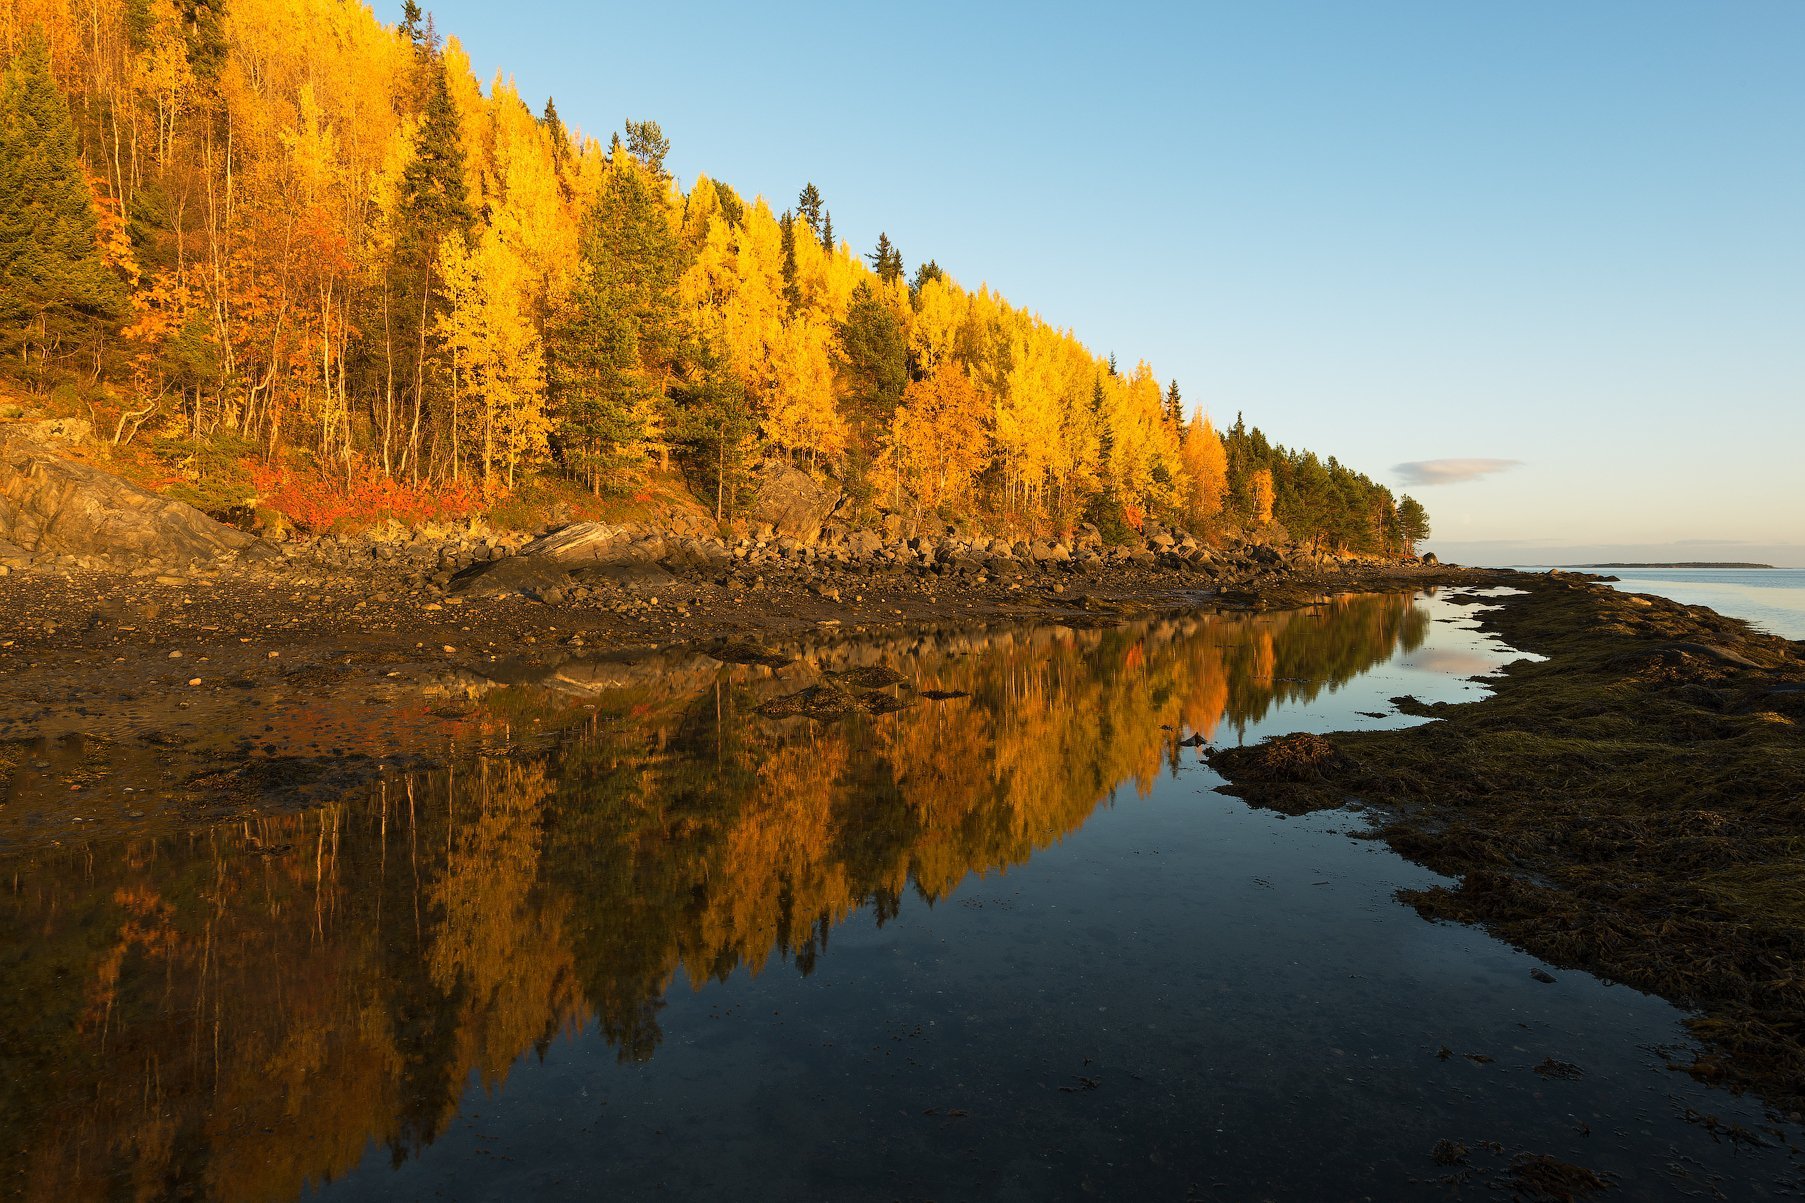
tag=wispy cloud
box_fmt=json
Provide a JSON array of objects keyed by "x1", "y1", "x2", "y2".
[{"x1": 1392, "y1": 458, "x2": 1522, "y2": 487}]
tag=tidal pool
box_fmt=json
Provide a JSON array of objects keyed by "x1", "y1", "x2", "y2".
[{"x1": 2, "y1": 591, "x2": 1798, "y2": 1200}]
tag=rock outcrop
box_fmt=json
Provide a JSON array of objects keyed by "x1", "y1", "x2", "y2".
[{"x1": 0, "y1": 424, "x2": 274, "y2": 568}]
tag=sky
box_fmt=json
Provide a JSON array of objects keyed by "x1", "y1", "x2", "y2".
[{"x1": 419, "y1": 1, "x2": 1805, "y2": 566}]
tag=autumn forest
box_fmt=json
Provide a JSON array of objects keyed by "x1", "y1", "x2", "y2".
[{"x1": 0, "y1": 0, "x2": 1427, "y2": 550}]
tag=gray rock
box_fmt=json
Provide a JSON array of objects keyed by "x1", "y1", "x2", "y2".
[
  {"x1": 749, "y1": 461, "x2": 843, "y2": 540},
  {"x1": 0, "y1": 425, "x2": 274, "y2": 567},
  {"x1": 519, "y1": 521, "x2": 628, "y2": 563},
  {"x1": 845, "y1": 529, "x2": 884, "y2": 558}
]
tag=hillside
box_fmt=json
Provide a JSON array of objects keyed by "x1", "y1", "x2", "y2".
[{"x1": 0, "y1": 0, "x2": 1426, "y2": 555}]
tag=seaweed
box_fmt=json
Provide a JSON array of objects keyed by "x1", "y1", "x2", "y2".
[{"x1": 1210, "y1": 576, "x2": 1805, "y2": 1115}]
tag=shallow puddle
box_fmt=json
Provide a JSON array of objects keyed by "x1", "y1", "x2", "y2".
[{"x1": 1, "y1": 590, "x2": 1798, "y2": 1200}]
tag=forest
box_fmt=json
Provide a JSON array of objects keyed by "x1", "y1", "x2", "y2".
[{"x1": 0, "y1": 0, "x2": 1429, "y2": 553}]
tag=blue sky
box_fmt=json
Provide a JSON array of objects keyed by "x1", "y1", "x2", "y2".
[{"x1": 421, "y1": 1, "x2": 1805, "y2": 565}]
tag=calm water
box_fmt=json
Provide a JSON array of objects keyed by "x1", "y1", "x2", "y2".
[
  {"x1": 2, "y1": 592, "x2": 1800, "y2": 1201},
  {"x1": 1523, "y1": 567, "x2": 1805, "y2": 641}
]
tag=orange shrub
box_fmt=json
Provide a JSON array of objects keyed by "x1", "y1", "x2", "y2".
[{"x1": 251, "y1": 460, "x2": 482, "y2": 533}]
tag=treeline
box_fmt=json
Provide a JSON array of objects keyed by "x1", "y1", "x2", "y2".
[{"x1": 0, "y1": 0, "x2": 1428, "y2": 550}]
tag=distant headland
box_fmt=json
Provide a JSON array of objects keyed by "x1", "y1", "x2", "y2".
[{"x1": 1562, "y1": 562, "x2": 1777, "y2": 570}]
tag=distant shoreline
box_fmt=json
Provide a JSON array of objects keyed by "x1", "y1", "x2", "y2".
[{"x1": 1520, "y1": 562, "x2": 1779, "y2": 570}]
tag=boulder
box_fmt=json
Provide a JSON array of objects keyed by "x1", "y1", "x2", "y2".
[
  {"x1": 451, "y1": 522, "x2": 690, "y2": 596},
  {"x1": 749, "y1": 462, "x2": 844, "y2": 540},
  {"x1": 0, "y1": 425, "x2": 274, "y2": 567},
  {"x1": 516, "y1": 521, "x2": 627, "y2": 563},
  {"x1": 1421, "y1": 551, "x2": 1439, "y2": 566}
]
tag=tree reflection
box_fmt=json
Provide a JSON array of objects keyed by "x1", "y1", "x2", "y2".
[{"x1": 0, "y1": 593, "x2": 1427, "y2": 1200}]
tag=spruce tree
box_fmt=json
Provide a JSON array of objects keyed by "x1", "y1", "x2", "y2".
[
  {"x1": 779, "y1": 210, "x2": 800, "y2": 314},
  {"x1": 838, "y1": 280, "x2": 908, "y2": 440},
  {"x1": 550, "y1": 154, "x2": 686, "y2": 491},
  {"x1": 819, "y1": 210, "x2": 833, "y2": 250},
  {"x1": 386, "y1": 45, "x2": 472, "y2": 475},
  {"x1": 543, "y1": 97, "x2": 569, "y2": 178},
  {"x1": 0, "y1": 28, "x2": 124, "y2": 372},
  {"x1": 868, "y1": 233, "x2": 902, "y2": 284},
  {"x1": 797, "y1": 183, "x2": 823, "y2": 239},
  {"x1": 1165, "y1": 379, "x2": 1183, "y2": 425},
  {"x1": 910, "y1": 259, "x2": 944, "y2": 294},
  {"x1": 402, "y1": 64, "x2": 473, "y2": 240}
]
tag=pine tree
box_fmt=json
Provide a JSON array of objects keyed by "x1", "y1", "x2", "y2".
[
  {"x1": 819, "y1": 210, "x2": 834, "y2": 250},
  {"x1": 779, "y1": 210, "x2": 800, "y2": 314},
  {"x1": 868, "y1": 232, "x2": 902, "y2": 284},
  {"x1": 389, "y1": 50, "x2": 473, "y2": 475},
  {"x1": 797, "y1": 183, "x2": 823, "y2": 239},
  {"x1": 1397, "y1": 495, "x2": 1431, "y2": 555},
  {"x1": 838, "y1": 279, "x2": 908, "y2": 445},
  {"x1": 549, "y1": 153, "x2": 686, "y2": 491},
  {"x1": 402, "y1": 64, "x2": 473, "y2": 240},
  {"x1": 0, "y1": 28, "x2": 124, "y2": 375},
  {"x1": 624, "y1": 118, "x2": 670, "y2": 179},
  {"x1": 910, "y1": 259, "x2": 944, "y2": 295},
  {"x1": 543, "y1": 97, "x2": 570, "y2": 180},
  {"x1": 1165, "y1": 379, "x2": 1183, "y2": 426},
  {"x1": 400, "y1": 0, "x2": 425, "y2": 46},
  {"x1": 671, "y1": 350, "x2": 757, "y2": 522}
]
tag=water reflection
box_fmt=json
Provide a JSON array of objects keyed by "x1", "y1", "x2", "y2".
[{"x1": 0, "y1": 594, "x2": 1433, "y2": 1201}]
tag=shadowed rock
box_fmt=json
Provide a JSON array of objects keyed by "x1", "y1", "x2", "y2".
[{"x1": 750, "y1": 462, "x2": 844, "y2": 541}]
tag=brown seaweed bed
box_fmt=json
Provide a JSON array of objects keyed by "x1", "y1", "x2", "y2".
[{"x1": 1211, "y1": 574, "x2": 1805, "y2": 1118}]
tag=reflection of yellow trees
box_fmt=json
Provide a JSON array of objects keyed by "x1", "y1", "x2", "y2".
[{"x1": 0, "y1": 593, "x2": 1430, "y2": 1200}]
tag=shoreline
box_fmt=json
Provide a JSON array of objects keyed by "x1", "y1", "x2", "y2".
[
  {"x1": 0, "y1": 548, "x2": 1496, "y2": 846},
  {"x1": 1212, "y1": 573, "x2": 1805, "y2": 1118}
]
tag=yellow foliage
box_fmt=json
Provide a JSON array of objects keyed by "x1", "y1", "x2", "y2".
[
  {"x1": 883, "y1": 363, "x2": 991, "y2": 514},
  {"x1": 434, "y1": 230, "x2": 551, "y2": 489},
  {"x1": 1180, "y1": 413, "x2": 1228, "y2": 524},
  {"x1": 763, "y1": 315, "x2": 845, "y2": 459},
  {"x1": 1250, "y1": 467, "x2": 1276, "y2": 525}
]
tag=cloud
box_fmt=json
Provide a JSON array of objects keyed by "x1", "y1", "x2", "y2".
[{"x1": 1392, "y1": 458, "x2": 1522, "y2": 487}]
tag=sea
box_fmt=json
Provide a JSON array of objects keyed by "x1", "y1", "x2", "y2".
[
  {"x1": 1514, "y1": 566, "x2": 1805, "y2": 641},
  {"x1": 9, "y1": 590, "x2": 1803, "y2": 1199}
]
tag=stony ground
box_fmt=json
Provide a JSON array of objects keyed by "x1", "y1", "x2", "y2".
[{"x1": 0, "y1": 532, "x2": 1486, "y2": 849}]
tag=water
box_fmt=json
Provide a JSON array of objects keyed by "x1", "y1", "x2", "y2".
[
  {"x1": 1522, "y1": 567, "x2": 1805, "y2": 641},
  {"x1": 1, "y1": 591, "x2": 1799, "y2": 1200}
]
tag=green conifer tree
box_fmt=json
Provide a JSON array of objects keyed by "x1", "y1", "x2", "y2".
[
  {"x1": 910, "y1": 259, "x2": 944, "y2": 295},
  {"x1": 838, "y1": 279, "x2": 908, "y2": 442},
  {"x1": 543, "y1": 97, "x2": 570, "y2": 179},
  {"x1": 779, "y1": 210, "x2": 800, "y2": 314},
  {"x1": 797, "y1": 183, "x2": 823, "y2": 239},
  {"x1": 868, "y1": 233, "x2": 902, "y2": 284},
  {"x1": 0, "y1": 28, "x2": 124, "y2": 377},
  {"x1": 1397, "y1": 495, "x2": 1431, "y2": 555},
  {"x1": 624, "y1": 119, "x2": 671, "y2": 179},
  {"x1": 550, "y1": 155, "x2": 686, "y2": 491}
]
